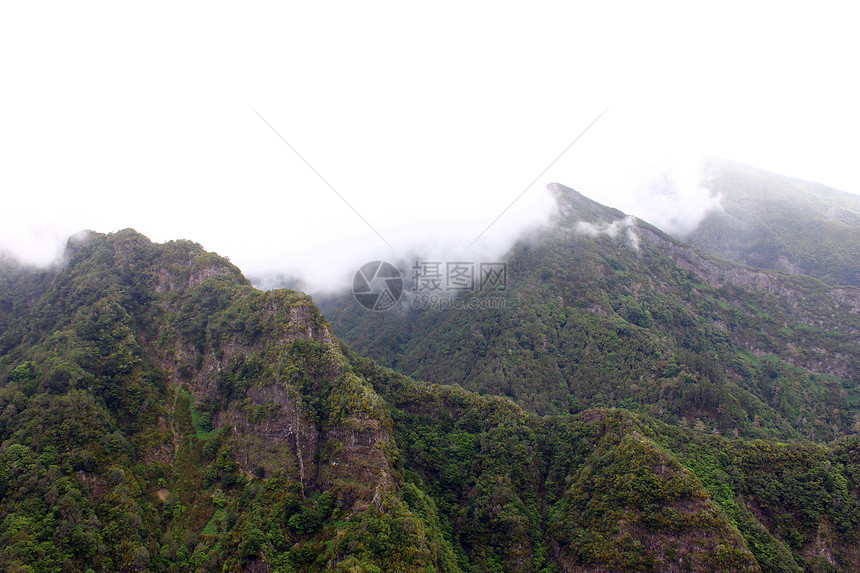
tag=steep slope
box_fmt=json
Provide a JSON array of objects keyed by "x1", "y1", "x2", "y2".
[
  {"x1": 685, "y1": 159, "x2": 860, "y2": 287},
  {"x1": 0, "y1": 231, "x2": 454, "y2": 572},
  {"x1": 5, "y1": 230, "x2": 860, "y2": 572},
  {"x1": 321, "y1": 184, "x2": 860, "y2": 443},
  {"x1": 354, "y1": 355, "x2": 860, "y2": 573}
]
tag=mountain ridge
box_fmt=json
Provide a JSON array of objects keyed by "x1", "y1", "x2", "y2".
[
  {"x1": 2, "y1": 228, "x2": 860, "y2": 571},
  {"x1": 320, "y1": 183, "x2": 860, "y2": 441}
]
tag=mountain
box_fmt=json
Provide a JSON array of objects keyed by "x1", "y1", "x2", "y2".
[
  {"x1": 320, "y1": 183, "x2": 860, "y2": 443},
  {"x1": 3, "y1": 229, "x2": 860, "y2": 571},
  {"x1": 684, "y1": 159, "x2": 860, "y2": 287}
]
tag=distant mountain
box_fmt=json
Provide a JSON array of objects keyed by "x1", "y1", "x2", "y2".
[
  {"x1": 320, "y1": 183, "x2": 860, "y2": 443},
  {"x1": 684, "y1": 159, "x2": 860, "y2": 287},
  {"x1": 4, "y1": 229, "x2": 860, "y2": 571}
]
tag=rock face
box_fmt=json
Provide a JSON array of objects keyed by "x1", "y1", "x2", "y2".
[
  {"x1": 146, "y1": 245, "x2": 398, "y2": 514},
  {"x1": 636, "y1": 224, "x2": 860, "y2": 379},
  {"x1": 5, "y1": 227, "x2": 860, "y2": 572}
]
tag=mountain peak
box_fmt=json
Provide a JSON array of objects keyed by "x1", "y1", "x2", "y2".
[
  {"x1": 549, "y1": 181, "x2": 628, "y2": 225},
  {"x1": 5, "y1": 228, "x2": 860, "y2": 571}
]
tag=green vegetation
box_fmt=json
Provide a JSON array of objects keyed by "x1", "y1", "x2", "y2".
[
  {"x1": 322, "y1": 184, "x2": 860, "y2": 444},
  {"x1": 687, "y1": 158, "x2": 860, "y2": 287},
  {"x1": 2, "y1": 225, "x2": 860, "y2": 571}
]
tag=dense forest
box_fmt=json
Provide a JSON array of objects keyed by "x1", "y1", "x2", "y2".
[
  {"x1": 1, "y1": 203, "x2": 859, "y2": 571},
  {"x1": 321, "y1": 182, "x2": 860, "y2": 445}
]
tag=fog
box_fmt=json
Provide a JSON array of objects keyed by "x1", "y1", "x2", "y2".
[{"x1": 2, "y1": 2, "x2": 858, "y2": 293}]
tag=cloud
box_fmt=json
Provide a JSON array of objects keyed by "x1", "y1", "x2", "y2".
[
  {"x1": 627, "y1": 158, "x2": 723, "y2": 238},
  {"x1": 3, "y1": 4, "x2": 857, "y2": 295},
  {"x1": 565, "y1": 143, "x2": 724, "y2": 239},
  {"x1": 246, "y1": 182, "x2": 558, "y2": 294},
  {"x1": 575, "y1": 215, "x2": 641, "y2": 252},
  {"x1": 0, "y1": 219, "x2": 78, "y2": 267}
]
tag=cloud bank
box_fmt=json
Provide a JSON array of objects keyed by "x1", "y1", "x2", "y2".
[{"x1": 575, "y1": 215, "x2": 641, "y2": 252}]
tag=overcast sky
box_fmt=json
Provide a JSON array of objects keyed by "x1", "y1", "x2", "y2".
[{"x1": 2, "y1": 1, "x2": 858, "y2": 289}]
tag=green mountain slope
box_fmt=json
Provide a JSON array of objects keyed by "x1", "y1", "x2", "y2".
[
  {"x1": 685, "y1": 159, "x2": 860, "y2": 287},
  {"x1": 0, "y1": 231, "x2": 452, "y2": 572},
  {"x1": 320, "y1": 184, "x2": 860, "y2": 443},
  {"x1": 3, "y1": 230, "x2": 860, "y2": 571}
]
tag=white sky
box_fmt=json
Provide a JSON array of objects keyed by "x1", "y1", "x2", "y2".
[{"x1": 2, "y1": 1, "x2": 858, "y2": 288}]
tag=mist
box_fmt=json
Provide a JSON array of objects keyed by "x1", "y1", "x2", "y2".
[
  {"x1": 242, "y1": 182, "x2": 559, "y2": 295},
  {"x1": 0, "y1": 157, "x2": 736, "y2": 297},
  {"x1": 575, "y1": 215, "x2": 641, "y2": 252},
  {"x1": 3, "y1": 2, "x2": 858, "y2": 295},
  {"x1": 0, "y1": 178, "x2": 559, "y2": 297},
  {"x1": 0, "y1": 220, "x2": 79, "y2": 268},
  {"x1": 610, "y1": 158, "x2": 722, "y2": 239}
]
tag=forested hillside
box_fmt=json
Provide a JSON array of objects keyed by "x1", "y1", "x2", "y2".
[
  {"x1": 685, "y1": 159, "x2": 860, "y2": 287},
  {"x1": 2, "y1": 230, "x2": 860, "y2": 571},
  {"x1": 321, "y1": 184, "x2": 860, "y2": 443}
]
